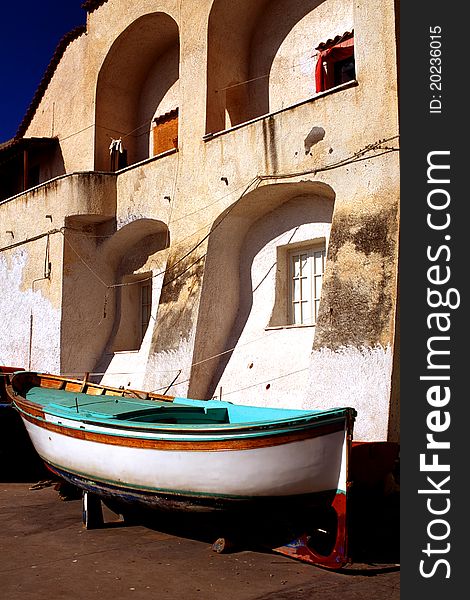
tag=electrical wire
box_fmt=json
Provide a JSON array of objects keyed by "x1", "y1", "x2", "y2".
[
  {"x1": 49, "y1": 52, "x2": 325, "y2": 146},
  {"x1": 51, "y1": 315, "x2": 315, "y2": 398},
  {"x1": 0, "y1": 136, "x2": 399, "y2": 293},
  {"x1": 1, "y1": 132, "x2": 400, "y2": 330}
]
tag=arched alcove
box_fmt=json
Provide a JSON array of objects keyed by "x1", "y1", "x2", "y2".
[
  {"x1": 102, "y1": 219, "x2": 170, "y2": 354},
  {"x1": 206, "y1": 0, "x2": 351, "y2": 134},
  {"x1": 189, "y1": 181, "x2": 335, "y2": 403},
  {"x1": 95, "y1": 13, "x2": 180, "y2": 170},
  {"x1": 206, "y1": 0, "x2": 269, "y2": 134},
  {"x1": 61, "y1": 216, "x2": 170, "y2": 378}
]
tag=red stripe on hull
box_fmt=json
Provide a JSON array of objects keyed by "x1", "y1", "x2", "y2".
[{"x1": 18, "y1": 410, "x2": 344, "y2": 452}]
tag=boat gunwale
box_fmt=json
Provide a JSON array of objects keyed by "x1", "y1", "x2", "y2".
[
  {"x1": 8, "y1": 371, "x2": 356, "y2": 443},
  {"x1": 12, "y1": 391, "x2": 355, "y2": 436},
  {"x1": 13, "y1": 396, "x2": 353, "y2": 444},
  {"x1": 17, "y1": 407, "x2": 349, "y2": 451},
  {"x1": 10, "y1": 371, "x2": 175, "y2": 402}
]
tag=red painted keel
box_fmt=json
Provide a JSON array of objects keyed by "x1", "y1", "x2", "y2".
[{"x1": 272, "y1": 491, "x2": 349, "y2": 569}]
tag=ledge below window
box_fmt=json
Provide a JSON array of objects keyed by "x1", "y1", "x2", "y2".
[
  {"x1": 203, "y1": 80, "x2": 358, "y2": 141},
  {"x1": 115, "y1": 147, "x2": 178, "y2": 175},
  {"x1": 265, "y1": 324, "x2": 316, "y2": 331}
]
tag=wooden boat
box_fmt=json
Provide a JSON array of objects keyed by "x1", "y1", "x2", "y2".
[
  {"x1": 8, "y1": 370, "x2": 357, "y2": 568},
  {"x1": 0, "y1": 366, "x2": 24, "y2": 406}
]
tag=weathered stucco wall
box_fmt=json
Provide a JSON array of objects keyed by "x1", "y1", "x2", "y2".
[
  {"x1": 199, "y1": 194, "x2": 334, "y2": 407},
  {"x1": 251, "y1": 0, "x2": 353, "y2": 115},
  {"x1": 0, "y1": 0, "x2": 399, "y2": 442},
  {"x1": 0, "y1": 246, "x2": 61, "y2": 372},
  {"x1": 0, "y1": 174, "x2": 116, "y2": 373}
]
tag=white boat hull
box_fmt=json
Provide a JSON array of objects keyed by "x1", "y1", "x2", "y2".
[{"x1": 23, "y1": 416, "x2": 348, "y2": 501}]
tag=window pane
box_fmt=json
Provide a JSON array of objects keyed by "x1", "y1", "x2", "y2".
[
  {"x1": 313, "y1": 251, "x2": 323, "y2": 274},
  {"x1": 300, "y1": 302, "x2": 305, "y2": 324},
  {"x1": 301, "y1": 276, "x2": 309, "y2": 299},
  {"x1": 314, "y1": 275, "x2": 323, "y2": 298},
  {"x1": 315, "y1": 299, "x2": 321, "y2": 321},
  {"x1": 293, "y1": 302, "x2": 301, "y2": 324},
  {"x1": 141, "y1": 283, "x2": 152, "y2": 338},
  {"x1": 292, "y1": 254, "x2": 301, "y2": 277},
  {"x1": 293, "y1": 278, "x2": 301, "y2": 301},
  {"x1": 301, "y1": 300, "x2": 312, "y2": 325}
]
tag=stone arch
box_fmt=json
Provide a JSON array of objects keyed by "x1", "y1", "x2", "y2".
[
  {"x1": 206, "y1": 0, "x2": 350, "y2": 134},
  {"x1": 94, "y1": 12, "x2": 180, "y2": 170},
  {"x1": 189, "y1": 180, "x2": 335, "y2": 403}
]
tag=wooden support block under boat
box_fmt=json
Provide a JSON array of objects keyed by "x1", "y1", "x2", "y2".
[
  {"x1": 82, "y1": 491, "x2": 104, "y2": 530},
  {"x1": 211, "y1": 537, "x2": 236, "y2": 554}
]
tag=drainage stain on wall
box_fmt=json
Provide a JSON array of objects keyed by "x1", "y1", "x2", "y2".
[
  {"x1": 315, "y1": 206, "x2": 398, "y2": 350},
  {"x1": 151, "y1": 252, "x2": 206, "y2": 353}
]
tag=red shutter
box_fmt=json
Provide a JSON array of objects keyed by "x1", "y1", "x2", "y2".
[{"x1": 315, "y1": 32, "x2": 354, "y2": 93}]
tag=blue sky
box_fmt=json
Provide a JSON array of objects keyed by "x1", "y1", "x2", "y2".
[{"x1": 0, "y1": 2, "x2": 86, "y2": 143}]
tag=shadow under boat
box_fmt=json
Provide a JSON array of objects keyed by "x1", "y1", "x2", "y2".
[{"x1": 0, "y1": 367, "x2": 48, "y2": 482}]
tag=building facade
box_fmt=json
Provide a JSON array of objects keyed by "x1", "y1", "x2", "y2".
[{"x1": 0, "y1": 0, "x2": 399, "y2": 442}]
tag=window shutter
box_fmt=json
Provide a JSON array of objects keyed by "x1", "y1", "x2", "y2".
[
  {"x1": 315, "y1": 31, "x2": 355, "y2": 93},
  {"x1": 153, "y1": 108, "x2": 179, "y2": 156}
]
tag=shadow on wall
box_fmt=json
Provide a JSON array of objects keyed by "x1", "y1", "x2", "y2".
[
  {"x1": 249, "y1": 0, "x2": 326, "y2": 118},
  {"x1": 104, "y1": 232, "x2": 169, "y2": 354},
  {"x1": 60, "y1": 217, "x2": 169, "y2": 379},
  {"x1": 94, "y1": 12, "x2": 180, "y2": 170},
  {"x1": 206, "y1": 0, "x2": 327, "y2": 133},
  {"x1": 191, "y1": 186, "x2": 334, "y2": 400},
  {"x1": 0, "y1": 139, "x2": 66, "y2": 202},
  {"x1": 137, "y1": 44, "x2": 180, "y2": 160}
]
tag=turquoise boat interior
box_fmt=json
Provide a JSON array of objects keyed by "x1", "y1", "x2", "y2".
[{"x1": 23, "y1": 386, "x2": 351, "y2": 430}]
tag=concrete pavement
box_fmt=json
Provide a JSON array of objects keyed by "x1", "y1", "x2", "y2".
[{"x1": 0, "y1": 480, "x2": 399, "y2": 600}]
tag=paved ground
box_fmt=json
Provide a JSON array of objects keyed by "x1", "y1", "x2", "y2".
[
  {"x1": 0, "y1": 409, "x2": 400, "y2": 599},
  {"x1": 0, "y1": 477, "x2": 399, "y2": 600}
]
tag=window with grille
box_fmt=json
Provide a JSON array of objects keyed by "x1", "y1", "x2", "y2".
[
  {"x1": 112, "y1": 273, "x2": 152, "y2": 352},
  {"x1": 288, "y1": 245, "x2": 325, "y2": 326},
  {"x1": 141, "y1": 281, "x2": 152, "y2": 340}
]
